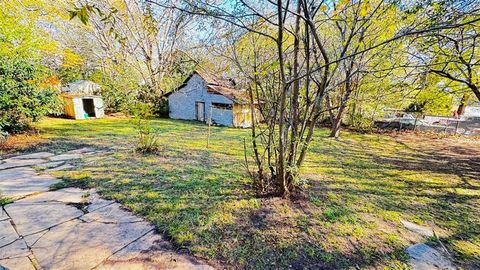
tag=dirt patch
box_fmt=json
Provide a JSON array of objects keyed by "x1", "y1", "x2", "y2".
[{"x1": 0, "y1": 132, "x2": 47, "y2": 155}]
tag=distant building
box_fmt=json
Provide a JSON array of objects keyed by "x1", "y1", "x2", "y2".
[
  {"x1": 463, "y1": 105, "x2": 480, "y2": 118},
  {"x1": 61, "y1": 80, "x2": 104, "y2": 120},
  {"x1": 167, "y1": 71, "x2": 257, "y2": 128},
  {"x1": 375, "y1": 107, "x2": 480, "y2": 135}
]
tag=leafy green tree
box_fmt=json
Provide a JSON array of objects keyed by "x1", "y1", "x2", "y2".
[{"x1": 0, "y1": 57, "x2": 61, "y2": 133}]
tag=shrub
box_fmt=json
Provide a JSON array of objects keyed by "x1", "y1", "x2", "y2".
[
  {"x1": 131, "y1": 103, "x2": 160, "y2": 153},
  {"x1": 89, "y1": 68, "x2": 140, "y2": 113},
  {"x1": 0, "y1": 56, "x2": 62, "y2": 133}
]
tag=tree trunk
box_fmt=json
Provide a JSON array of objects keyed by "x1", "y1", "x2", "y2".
[
  {"x1": 469, "y1": 84, "x2": 480, "y2": 103},
  {"x1": 330, "y1": 100, "x2": 347, "y2": 138},
  {"x1": 330, "y1": 71, "x2": 353, "y2": 138},
  {"x1": 456, "y1": 93, "x2": 470, "y2": 116},
  {"x1": 286, "y1": 0, "x2": 302, "y2": 191},
  {"x1": 275, "y1": 0, "x2": 288, "y2": 196},
  {"x1": 325, "y1": 94, "x2": 335, "y2": 126}
]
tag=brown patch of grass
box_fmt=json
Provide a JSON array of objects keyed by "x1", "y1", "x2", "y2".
[{"x1": 0, "y1": 131, "x2": 47, "y2": 155}]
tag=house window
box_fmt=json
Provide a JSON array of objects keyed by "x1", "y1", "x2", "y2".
[{"x1": 212, "y1": 103, "x2": 232, "y2": 110}]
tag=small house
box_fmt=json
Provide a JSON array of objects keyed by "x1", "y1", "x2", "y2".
[
  {"x1": 61, "y1": 80, "x2": 104, "y2": 120},
  {"x1": 167, "y1": 71, "x2": 256, "y2": 127}
]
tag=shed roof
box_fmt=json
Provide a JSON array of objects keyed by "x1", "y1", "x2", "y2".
[
  {"x1": 194, "y1": 70, "x2": 236, "y2": 88},
  {"x1": 207, "y1": 85, "x2": 249, "y2": 104},
  {"x1": 61, "y1": 93, "x2": 102, "y2": 99},
  {"x1": 62, "y1": 80, "x2": 101, "y2": 95},
  {"x1": 172, "y1": 71, "x2": 249, "y2": 104}
]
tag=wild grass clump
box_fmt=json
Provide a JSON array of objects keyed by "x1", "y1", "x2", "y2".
[
  {"x1": 0, "y1": 193, "x2": 12, "y2": 206},
  {"x1": 131, "y1": 103, "x2": 160, "y2": 153}
]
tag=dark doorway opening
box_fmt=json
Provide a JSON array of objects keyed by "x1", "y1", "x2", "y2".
[{"x1": 82, "y1": 99, "x2": 96, "y2": 117}]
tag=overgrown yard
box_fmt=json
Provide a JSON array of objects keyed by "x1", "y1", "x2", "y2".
[{"x1": 4, "y1": 117, "x2": 479, "y2": 269}]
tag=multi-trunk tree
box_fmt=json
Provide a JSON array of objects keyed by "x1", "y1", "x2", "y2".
[{"x1": 72, "y1": 0, "x2": 480, "y2": 196}]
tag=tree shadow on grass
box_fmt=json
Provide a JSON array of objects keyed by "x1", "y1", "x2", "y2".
[
  {"x1": 304, "y1": 134, "x2": 480, "y2": 268},
  {"x1": 27, "y1": 121, "x2": 480, "y2": 269}
]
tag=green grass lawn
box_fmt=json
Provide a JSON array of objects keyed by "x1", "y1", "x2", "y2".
[{"x1": 17, "y1": 117, "x2": 480, "y2": 269}]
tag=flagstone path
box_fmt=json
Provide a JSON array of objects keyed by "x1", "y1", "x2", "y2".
[
  {"x1": 0, "y1": 149, "x2": 213, "y2": 270},
  {"x1": 400, "y1": 220, "x2": 456, "y2": 269}
]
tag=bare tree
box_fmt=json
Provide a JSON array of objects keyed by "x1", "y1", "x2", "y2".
[
  {"x1": 423, "y1": 23, "x2": 479, "y2": 103},
  {"x1": 141, "y1": 0, "x2": 480, "y2": 196},
  {"x1": 71, "y1": 0, "x2": 194, "y2": 101}
]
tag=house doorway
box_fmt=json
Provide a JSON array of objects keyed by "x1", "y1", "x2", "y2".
[
  {"x1": 82, "y1": 98, "x2": 96, "y2": 118},
  {"x1": 195, "y1": 102, "x2": 205, "y2": 122}
]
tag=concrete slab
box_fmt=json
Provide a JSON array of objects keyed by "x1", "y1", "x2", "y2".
[
  {"x1": 10, "y1": 152, "x2": 54, "y2": 160},
  {"x1": 30, "y1": 219, "x2": 153, "y2": 270},
  {"x1": 0, "y1": 256, "x2": 35, "y2": 270},
  {"x1": 406, "y1": 243, "x2": 455, "y2": 270},
  {"x1": 4, "y1": 202, "x2": 83, "y2": 236}
]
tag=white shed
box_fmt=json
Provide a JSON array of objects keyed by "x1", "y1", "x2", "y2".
[
  {"x1": 61, "y1": 80, "x2": 104, "y2": 120},
  {"x1": 167, "y1": 71, "x2": 256, "y2": 128}
]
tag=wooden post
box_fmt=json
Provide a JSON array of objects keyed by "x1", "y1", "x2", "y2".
[
  {"x1": 413, "y1": 114, "x2": 419, "y2": 131},
  {"x1": 206, "y1": 106, "x2": 212, "y2": 149},
  {"x1": 454, "y1": 119, "x2": 460, "y2": 135},
  {"x1": 444, "y1": 117, "x2": 449, "y2": 133}
]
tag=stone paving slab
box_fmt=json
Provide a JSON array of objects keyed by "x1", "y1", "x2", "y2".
[
  {"x1": 0, "y1": 238, "x2": 30, "y2": 259},
  {"x1": 46, "y1": 164, "x2": 75, "y2": 172},
  {"x1": 401, "y1": 220, "x2": 434, "y2": 237},
  {"x1": 406, "y1": 243, "x2": 455, "y2": 270},
  {"x1": 15, "y1": 188, "x2": 88, "y2": 204},
  {"x1": 86, "y1": 191, "x2": 114, "y2": 212},
  {"x1": 29, "y1": 219, "x2": 154, "y2": 270},
  {"x1": 0, "y1": 167, "x2": 37, "y2": 181},
  {"x1": 81, "y1": 203, "x2": 143, "y2": 223},
  {"x1": 0, "y1": 159, "x2": 47, "y2": 170},
  {"x1": 97, "y1": 231, "x2": 213, "y2": 270},
  {"x1": 5, "y1": 202, "x2": 84, "y2": 236},
  {"x1": 0, "y1": 256, "x2": 35, "y2": 270},
  {"x1": 36, "y1": 161, "x2": 65, "y2": 169},
  {"x1": 0, "y1": 209, "x2": 9, "y2": 222},
  {"x1": 49, "y1": 154, "x2": 82, "y2": 162},
  {"x1": 0, "y1": 174, "x2": 60, "y2": 198},
  {"x1": 0, "y1": 150, "x2": 213, "y2": 270},
  {"x1": 0, "y1": 220, "x2": 18, "y2": 247},
  {"x1": 10, "y1": 152, "x2": 54, "y2": 160}
]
